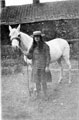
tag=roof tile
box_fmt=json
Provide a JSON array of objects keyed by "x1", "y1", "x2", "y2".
[{"x1": 1, "y1": 1, "x2": 79, "y2": 25}]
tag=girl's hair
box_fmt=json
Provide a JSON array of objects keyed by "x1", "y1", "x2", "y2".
[{"x1": 32, "y1": 36, "x2": 44, "y2": 52}]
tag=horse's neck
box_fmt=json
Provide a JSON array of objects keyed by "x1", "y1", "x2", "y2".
[{"x1": 20, "y1": 32, "x2": 33, "y2": 51}]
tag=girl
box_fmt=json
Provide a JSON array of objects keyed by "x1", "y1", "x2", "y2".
[{"x1": 26, "y1": 31, "x2": 51, "y2": 98}]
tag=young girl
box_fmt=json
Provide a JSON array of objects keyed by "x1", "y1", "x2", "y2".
[{"x1": 26, "y1": 31, "x2": 51, "y2": 98}]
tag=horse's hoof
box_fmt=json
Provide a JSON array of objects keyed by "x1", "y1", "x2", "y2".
[
  {"x1": 58, "y1": 81, "x2": 62, "y2": 84},
  {"x1": 58, "y1": 79, "x2": 63, "y2": 84},
  {"x1": 58, "y1": 78, "x2": 63, "y2": 83},
  {"x1": 69, "y1": 81, "x2": 71, "y2": 84}
]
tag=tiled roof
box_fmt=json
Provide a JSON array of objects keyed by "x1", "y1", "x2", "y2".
[{"x1": 1, "y1": 0, "x2": 79, "y2": 25}]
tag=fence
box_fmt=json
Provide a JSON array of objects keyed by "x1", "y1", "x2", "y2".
[
  {"x1": 1, "y1": 39, "x2": 79, "y2": 67},
  {"x1": 67, "y1": 39, "x2": 79, "y2": 68},
  {"x1": 1, "y1": 45, "x2": 22, "y2": 59},
  {"x1": 1, "y1": 40, "x2": 79, "y2": 76}
]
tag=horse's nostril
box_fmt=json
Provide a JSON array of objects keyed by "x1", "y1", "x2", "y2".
[
  {"x1": 9, "y1": 36, "x2": 12, "y2": 41},
  {"x1": 9, "y1": 35, "x2": 11, "y2": 39},
  {"x1": 18, "y1": 34, "x2": 20, "y2": 38},
  {"x1": 10, "y1": 37, "x2": 11, "y2": 41}
]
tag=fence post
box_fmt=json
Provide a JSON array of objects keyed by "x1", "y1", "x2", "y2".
[{"x1": 78, "y1": 41, "x2": 79, "y2": 69}]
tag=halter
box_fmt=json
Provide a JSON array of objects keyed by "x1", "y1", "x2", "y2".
[
  {"x1": 11, "y1": 37, "x2": 21, "y2": 44},
  {"x1": 11, "y1": 36, "x2": 28, "y2": 55}
]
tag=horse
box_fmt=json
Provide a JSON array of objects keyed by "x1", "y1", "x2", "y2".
[{"x1": 9, "y1": 24, "x2": 71, "y2": 84}]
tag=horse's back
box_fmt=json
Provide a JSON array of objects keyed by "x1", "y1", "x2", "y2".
[
  {"x1": 46, "y1": 38, "x2": 70, "y2": 62},
  {"x1": 46, "y1": 38, "x2": 69, "y2": 48}
]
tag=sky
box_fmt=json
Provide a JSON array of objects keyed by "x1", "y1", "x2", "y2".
[{"x1": 6, "y1": 0, "x2": 68, "y2": 6}]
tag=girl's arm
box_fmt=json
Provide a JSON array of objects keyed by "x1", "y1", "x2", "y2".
[
  {"x1": 23, "y1": 45, "x2": 34, "y2": 59},
  {"x1": 45, "y1": 44, "x2": 50, "y2": 67}
]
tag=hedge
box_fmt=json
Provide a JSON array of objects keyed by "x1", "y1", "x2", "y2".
[{"x1": 1, "y1": 45, "x2": 22, "y2": 59}]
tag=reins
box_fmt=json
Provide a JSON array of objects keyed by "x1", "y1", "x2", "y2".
[
  {"x1": 19, "y1": 46, "x2": 31, "y2": 96},
  {"x1": 12, "y1": 37, "x2": 31, "y2": 96}
]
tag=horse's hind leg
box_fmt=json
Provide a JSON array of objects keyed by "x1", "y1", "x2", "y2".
[
  {"x1": 64, "y1": 57, "x2": 71, "y2": 84},
  {"x1": 57, "y1": 57, "x2": 63, "y2": 83}
]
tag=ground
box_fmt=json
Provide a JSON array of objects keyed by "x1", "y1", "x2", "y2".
[{"x1": 1, "y1": 59, "x2": 79, "y2": 120}]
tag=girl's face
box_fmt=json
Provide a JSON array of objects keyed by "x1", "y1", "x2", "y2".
[{"x1": 34, "y1": 36, "x2": 40, "y2": 42}]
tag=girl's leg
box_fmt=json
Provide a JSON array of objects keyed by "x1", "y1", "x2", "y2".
[
  {"x1": 36, "y1": 69, "x2": 41, "y2": 97},
  {"x1": 41, "y1": 70, "x2": 47, "y2": 97}
]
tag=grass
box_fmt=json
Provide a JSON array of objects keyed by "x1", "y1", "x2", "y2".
[{"x1": 1, "y1": 58, "x2": 79, "y2": 120}]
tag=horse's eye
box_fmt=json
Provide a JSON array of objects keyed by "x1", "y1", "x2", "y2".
[
  {"x1": 9, "y1": 34, "x2": 11, "y2": 37},
  {"x1": 18, "y1": 34, "x2": 20, "y2": 37}
]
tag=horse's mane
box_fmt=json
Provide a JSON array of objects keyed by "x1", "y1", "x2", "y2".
[
  {"x1": 19, "y1": 32, "x2": 33, "y2": 51},
  {"x1": 20, "y1": 32, "x2": 32, "y2": 40}
]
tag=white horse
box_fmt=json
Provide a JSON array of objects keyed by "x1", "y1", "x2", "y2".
[{"x1": 9, "y1": 24, "x2": 71, "y2": 83}]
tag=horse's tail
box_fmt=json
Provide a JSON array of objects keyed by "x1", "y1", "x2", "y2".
[
  {"x1": 63, "y1": 41, "x2": 70, "y2": 59},
  {"x1": 63, "y1": 41, "x2": 71, "y2": 69},
  {"x1": 62, "y1": 41, "x2": 72, "y2": 83}
]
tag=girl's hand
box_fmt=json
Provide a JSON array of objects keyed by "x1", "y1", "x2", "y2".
[
  {"x1": 45, "y1": 66, "x2": 49, "y2": 72},
  {"x1": 23, "y1": 51, "x2": 28, "y2": 56}
]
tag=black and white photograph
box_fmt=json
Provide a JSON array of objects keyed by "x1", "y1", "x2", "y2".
[{"x1": 1, "y1": 0, "x2": 79, "y2": 120}]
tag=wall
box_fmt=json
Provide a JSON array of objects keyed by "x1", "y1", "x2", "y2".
[
  {"x1": 1, "y1": 19, "x2": 79, "y2": 58},
  {"x1": 1, "y1": 19, "x2": 79, "y2": 45}
]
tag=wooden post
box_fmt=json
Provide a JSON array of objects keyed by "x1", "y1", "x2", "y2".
[
  {"x1": 1, "y1": 0, "x2": 5, "y2": 8},
  {"x1": 33, "y1": 0, "x2": 40, "y2": 4},
  {"x1": 78, "y1": 42, "x2": 79, "y2": 69}
]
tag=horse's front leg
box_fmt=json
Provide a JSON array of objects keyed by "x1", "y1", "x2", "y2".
[{"x1": 57, "y1": 58, "x2": 63, "y2": 83}]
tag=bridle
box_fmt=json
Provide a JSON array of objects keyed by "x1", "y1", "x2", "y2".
[
  {"x1": 11, "y1": 36, "x2": 21, "y2": 45},
  {"x1": 11, "y1": 36, "x2": 28, "y2": 55},
  {"x1": 11, "y1": 36, "x2": 25, "y2": 53}
]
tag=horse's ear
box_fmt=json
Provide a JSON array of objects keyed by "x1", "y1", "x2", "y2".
[
  {"x1": 9, "y1": 25, "x2": 12, "y2": 31},
  {"x1": 17, "y1": 24, "x2": 20, "y2": 31},
  {"x1": 30, "y1": 35, "x2": 33, "y2": 38}
]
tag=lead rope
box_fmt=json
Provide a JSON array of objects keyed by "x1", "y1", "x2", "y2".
[{"x1": 18, "y1": 46, "x2": 31, "y2": 96}]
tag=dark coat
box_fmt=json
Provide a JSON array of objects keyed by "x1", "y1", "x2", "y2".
[
  {"x1": 27, "y1": 42, "x2": 50, "y2": 69},
  {"x1": 27, "y1": 42, "x2": 51, "y2": 83}
]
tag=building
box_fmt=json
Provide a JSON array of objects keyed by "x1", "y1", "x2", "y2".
[{"x1": 1, "y1": 0, "x2": 79, "y2": 45}]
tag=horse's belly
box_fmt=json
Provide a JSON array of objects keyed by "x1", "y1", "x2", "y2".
[
  {"x1": 49, "y1": 45, "x2": 62, "y2": 62},
  {"x1": 46, "y1": 38, "x2": 69, "y2": 62}
]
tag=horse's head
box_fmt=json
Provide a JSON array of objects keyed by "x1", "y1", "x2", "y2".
[{"x1": 9, "y1": 24, "x2": 21, "y2": 49}]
